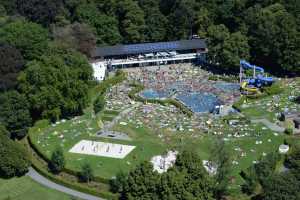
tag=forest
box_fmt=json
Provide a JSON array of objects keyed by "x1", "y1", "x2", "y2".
[{"x1": 0, "y1": 0, "x2": 299, "y2": 199}]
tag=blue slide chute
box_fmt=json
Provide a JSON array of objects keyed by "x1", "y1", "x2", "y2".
[
  {"x1": 240, "y1": 60, "x2": 264, "y2": 74},
  {"x1": 240, "y1": 60, "x2": 273, "y2": 88}
]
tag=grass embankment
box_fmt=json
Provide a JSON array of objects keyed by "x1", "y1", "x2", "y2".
[
  {"x1": 25, "y1": 136, "x2": 118, "y2": 200},
  {"x1": 26, "y1": 72, "x2": 129, "y2": 199},
  {"x1": 0, "y1": 176, "x2": 72, "y2": 200}
]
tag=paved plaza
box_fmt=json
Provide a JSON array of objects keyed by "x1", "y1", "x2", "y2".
[{"x1": 69, "y1": 140, "x2": 135, "y2": 159}]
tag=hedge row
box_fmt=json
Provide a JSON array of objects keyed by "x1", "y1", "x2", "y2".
[
  {"x1": 128, "y1": 83, "x2": 193, "y2": 117},
  {"x1": 95, "y1": 70, "x2": 127, "y2": 97},
  {"x1": 28, "y1": 137, "x2": 118, "y2": 200},
  {"x1": 93, "y1": 70, "x2": 127, "y2": 114},
  {"x1": 208, "y1": 74, "x2": 239, "y2": 82}
]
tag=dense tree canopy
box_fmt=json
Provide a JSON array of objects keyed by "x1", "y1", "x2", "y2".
[
  {"x1": 117, "y1": 0, "x2": 146, "y2": 43},
  {"x1": 52, "y1": 22, "x2": 97, "y2": 57},
  {"x1": 207, "y1": 25, "x2": 250, "y2": 71},
  {"x1": 1, "y1": 0, "x2": 299, "y2": 74},
  {"x1": 0, "y1": 126, "x2": 30, "y2": 178},
  {"x1": 76, "y1": 3, "x2": 121, "y2": 45},
  {"x1": 17, "y1": 0, "x2": 63, "y2": 26},
  {"x1": 113, "y1": 150, "x2": 215, "y2": 200},
  {"x1": 0, "y1": 20, "x2": 49, "y2": 60},
  {"x1": 0, "y1": 91, "x2": 32, "y2": 139},
  {"x1": 18, "y1": 47, "x2": 92, "y2": 121},
  {"x1": 0, "y1": 43, "x2": 24, "y2": 91},
  {"x1": 246, "y1": 3, "x2": 300, "y2": 74}
]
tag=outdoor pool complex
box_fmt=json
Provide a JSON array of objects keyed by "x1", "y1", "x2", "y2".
[{"x1": 140, "y1": 82, "x2": 239, "y2": 113}]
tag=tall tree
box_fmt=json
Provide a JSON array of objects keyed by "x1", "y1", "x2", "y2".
[
  {"x1": 18, "y1": 47, "x2": 92, "y2": 121},
  {"x1": 138, "y1": 0, "x2": 167, "y2": 42},
  {"x1": 0, "y1": 0, "x2": 17, "y2": 14},
  {"x1": 166, "y1": 0, "x2": 201, "y2": 40},
  {"x1": 207, "y1": 24, "x2": 250, "y2": 72},
  {"x1": 79, "y1": 163, "x2": 94, "y2": 183},
  {"x1": 246, "y1": 3, "x2": 300, "y2": 74},
  {"x1": 211, "y1": 140, "x2": 232, "y2": 198},
  {"x1": 0, "y1": 20, "x2": 49, "y2": 60},
  {"x1": 261, "y1": 173, "x2": 300, "y2": 200},
  {"x1": 0, "y1": 43, "x2": 24, "y2": 91},
  {"x1": 76, "y1": 3, "x2": 121, "y2": 45},
  {"x1": 0, "y1": 127, "x2": 30, "y2": 178},
  {"x1": 52, "y1": 22, "x2": 96, "y2": 57},
  {"x1": 0, "y1": 91, "x2": 32, "y2": 139},
  {"x1": 49, "y1": 147, "x2": 65, "y2": 174},
  {"x1": 117, "y1": 0, "x2": 145, "y2": 43},
  {"x1": 122, "y1": 161, "x2": 159, "y2": 199},
  {"x1": 16, "y1": 0, "x2": 63, "y2": 26}
]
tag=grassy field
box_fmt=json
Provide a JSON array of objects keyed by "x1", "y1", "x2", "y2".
[
  {"x1": 0, "y1": 176, "x2": 74, "y2": 200},
  {"x1": 28, "y1": 77, "x2": 299, "y2": 192},
  {"x1": 29, "y1": 112, "x2": 286, "y2": 183}
]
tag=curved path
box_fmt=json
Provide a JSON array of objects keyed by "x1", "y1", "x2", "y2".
[
  {"x1": 26, "y1": 167, "x2": 104, "y2": 200},
  {"x1": 251, "y1": 119, "x2": 285, "y2": 133}
]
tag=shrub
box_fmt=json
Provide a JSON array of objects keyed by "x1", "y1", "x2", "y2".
[
  {"x1": 79, "y1": 163, "x2": 94, "y2": 183},
  {"x1": 294, "y1": 96, "x2": 300, "y2": 104},
  {"x1": 0, "y1": 127, "x2": 30, "y2": 178},
  {"x1": 49, "y1": 147, "x2": 65, "y2": 174},
  {"x1": 94, "y1": 95, "x2": 105, "y2": 114},
  {"x1": 285, "y1": 127, "x2": 294, "y2": 135},
  {"x1": 110, "y1": 172, "x2": 127, "y2": 193}
]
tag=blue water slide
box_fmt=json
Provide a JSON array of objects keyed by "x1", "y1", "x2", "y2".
[
  {"x1": 240, "y1": 60, "x2": 274, "y2": 88},
  {"x1": 240, "y1": 60, "x2": 264, "y2": 73},
  {"x1": 256, "y1": 74, "x2": 273, "y2": 84}
]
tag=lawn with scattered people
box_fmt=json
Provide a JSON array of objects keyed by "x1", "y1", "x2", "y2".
[{"x1": 28, "y1": 67, "x2": 300, "y2": 193}]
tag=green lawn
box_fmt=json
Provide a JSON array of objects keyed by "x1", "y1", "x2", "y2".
[
  {"x1": 0, "y1": 176, "x2": 74, "y2": 200},
  {"x1": 28, "y1": 77, "x2": 299, "y2": 190},
  {"x1": 239, "y1": 79, "x2": 300, "y2": 121}
]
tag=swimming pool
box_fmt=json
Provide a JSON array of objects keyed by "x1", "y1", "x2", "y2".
[
  {"x1": 176, "y1": 92, "x2": 220, "y2": 113},
  {"x1": 139, "y1": 89, "x2": 170, "y2": 99},
  {"x1": 213, "y1": 82, "x2": 240, "y2": 92}
]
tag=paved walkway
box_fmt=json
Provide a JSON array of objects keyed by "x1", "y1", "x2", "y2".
[
  {"x1": 251, "y1": 119, "x2": 285, "y2": 133},
  {"x1": 26, "y1": 168, "x2": 104, "y2": 200}
]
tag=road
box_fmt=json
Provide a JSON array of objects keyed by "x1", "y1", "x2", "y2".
[{"x1": 26, "y1": 167, "x2": 104, "y2": 200}]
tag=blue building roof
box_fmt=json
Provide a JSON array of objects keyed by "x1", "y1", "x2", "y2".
[{"x1": 92, "y1": 39, "x2": 207, "y2": 58}]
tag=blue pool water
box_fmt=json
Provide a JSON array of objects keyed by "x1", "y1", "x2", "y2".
[
  {"x1": 140, "y1": 88, "x2": 222, "y2": 113},
  {"x1": 213, "y1": 82, "x2": 240, "y2": 92},
  {"x1": 176, "y1": 92, "x2": 220, "y2": 113},
  {"x1": 140, "y1": 89, "x2": 169, "y2": 99}
]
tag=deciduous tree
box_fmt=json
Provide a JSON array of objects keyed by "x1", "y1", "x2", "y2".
[
  {"x1": 0, "y1": 127, "x2": 30, "y2": 178},
  {"x1": 0, "y1": 91, "x2": 32, "y2": 139},
  {"x1": 49, "y1": 147, "x2": 65, "y2": 174},
  {"x1": 0, "y1": 20, "x2": 49, "y2": 60},
  {"x1": 0, "y1": 43, "x2": 24, "y2": 91}
]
